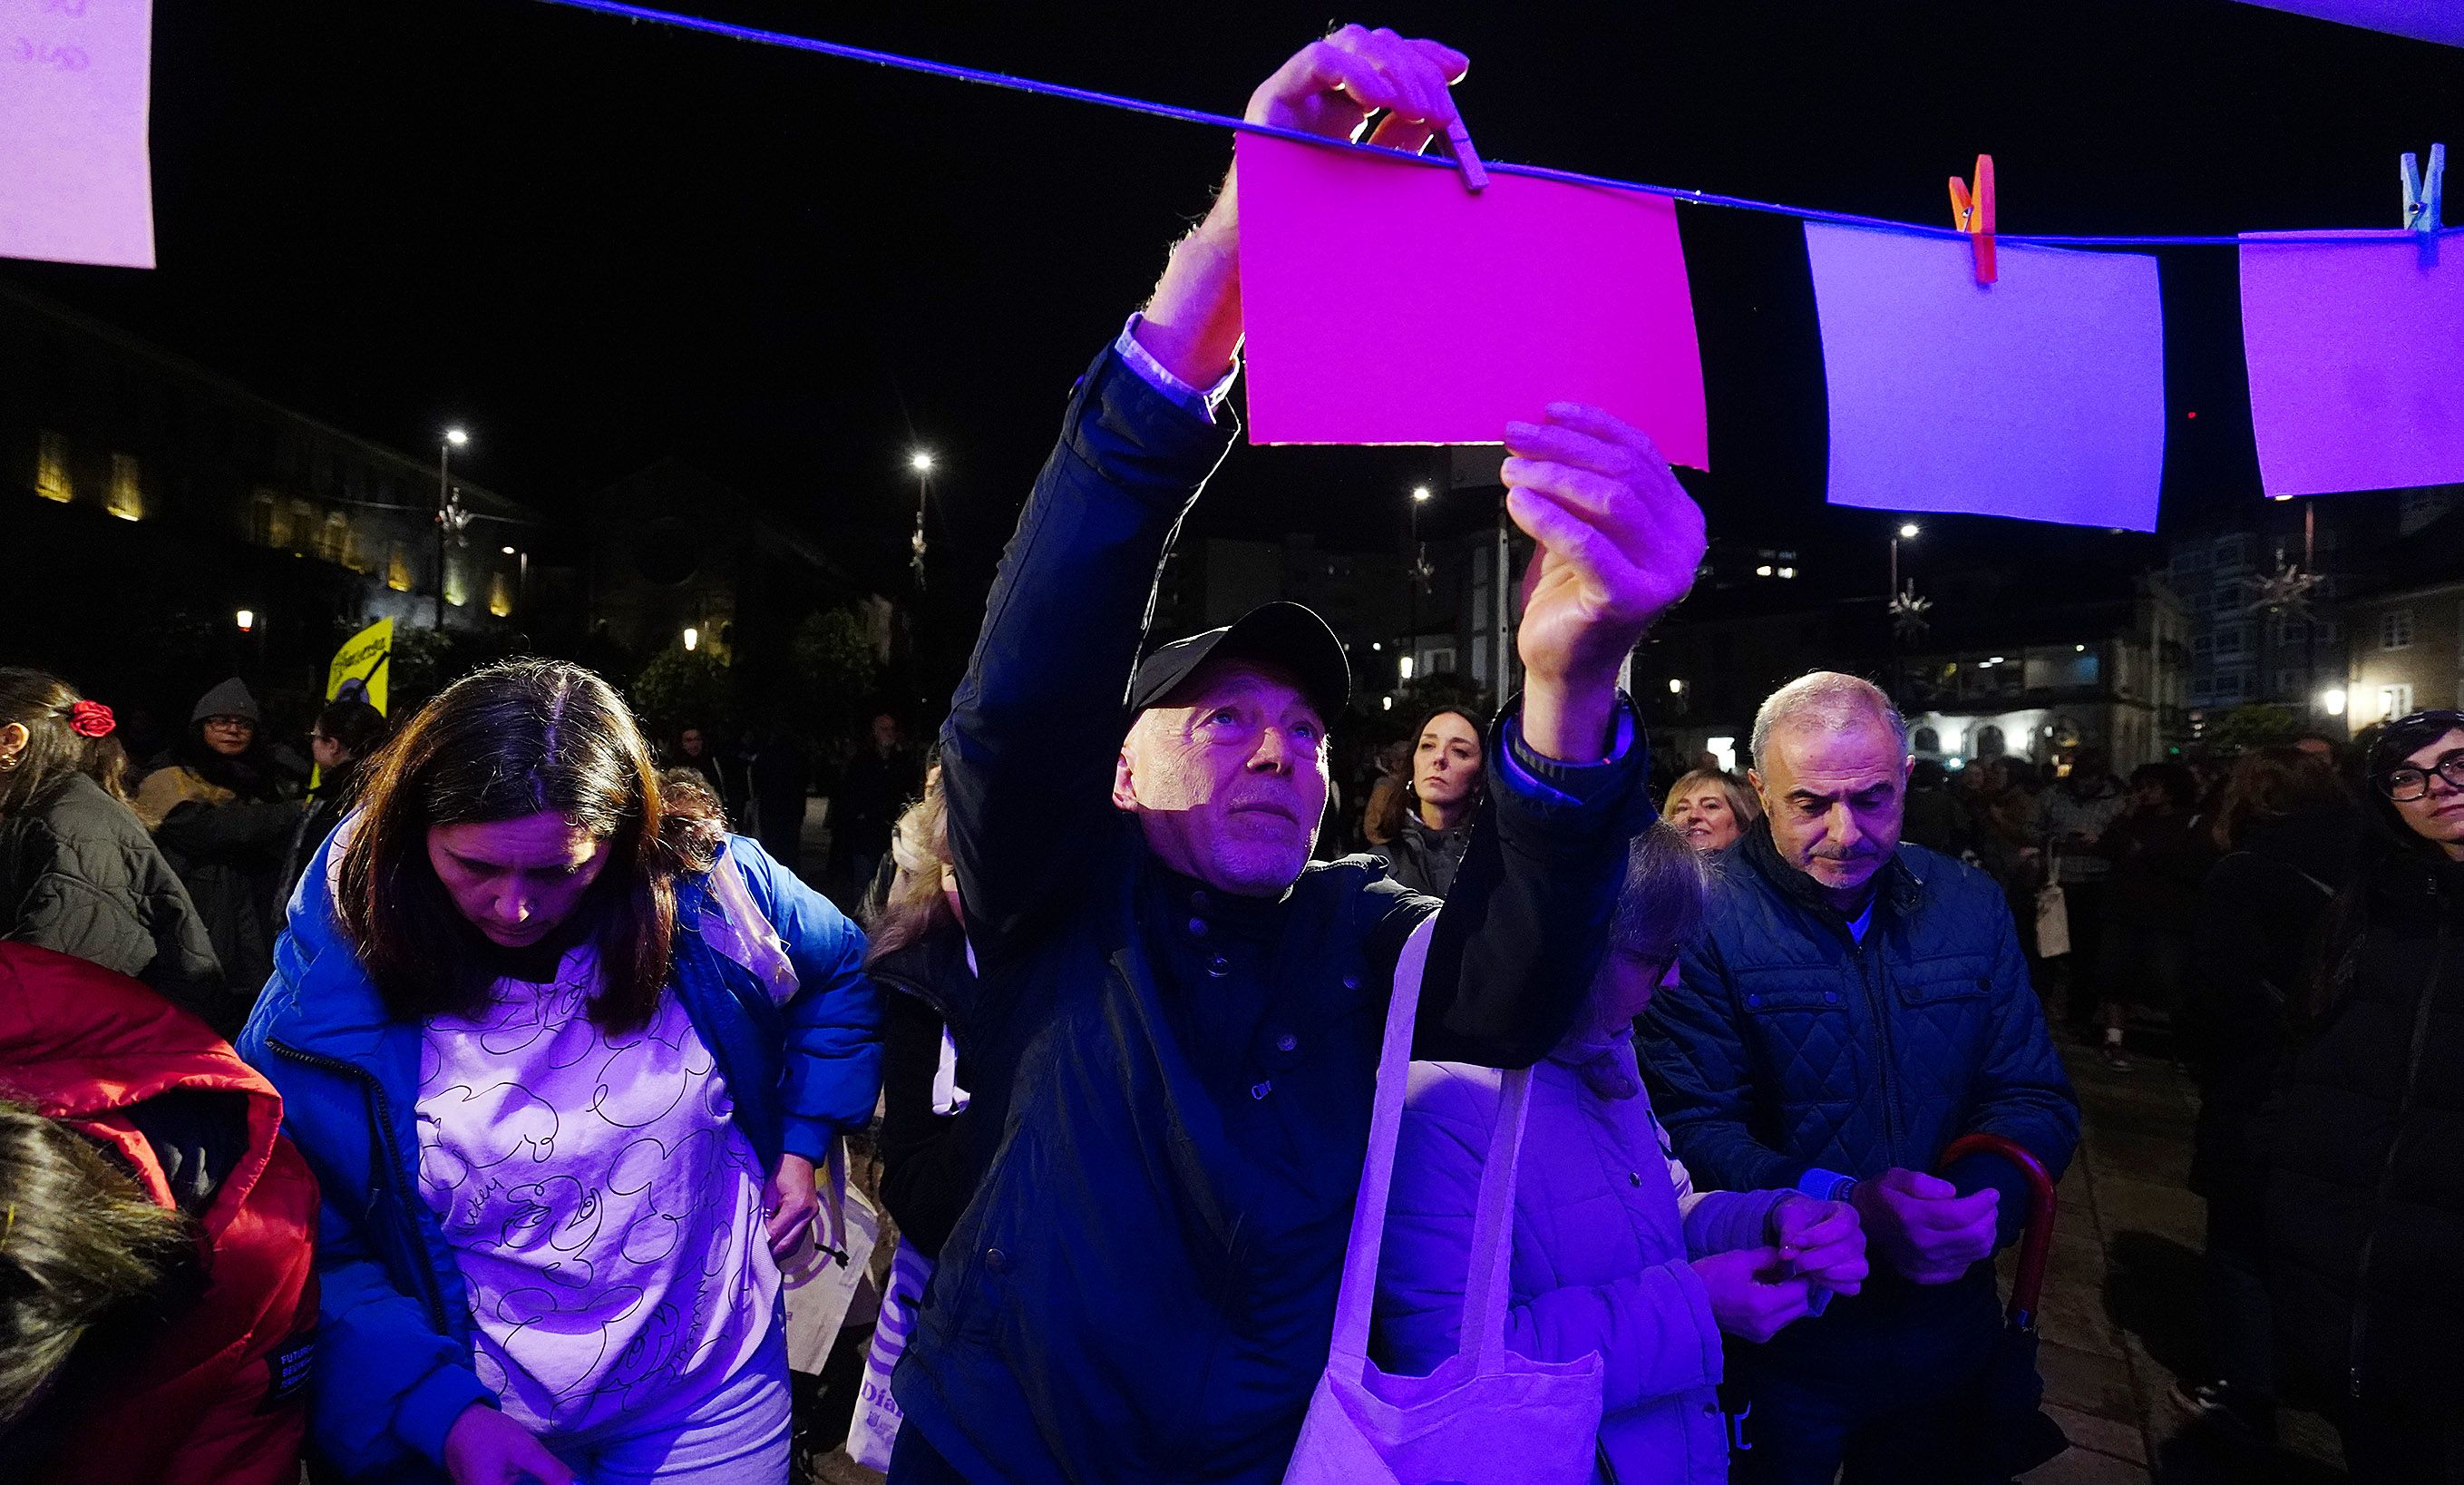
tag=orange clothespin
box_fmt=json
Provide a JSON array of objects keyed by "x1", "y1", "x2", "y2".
[{"x1": 1948, "y1": 154, "x2": 1996, "y2": 285}]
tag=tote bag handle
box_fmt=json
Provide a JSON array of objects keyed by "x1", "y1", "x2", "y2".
[{"x1": 1326, "y1": 913, "x2": 1537, "y2": 1378}]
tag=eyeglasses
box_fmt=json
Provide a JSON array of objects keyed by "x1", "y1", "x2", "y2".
[
  {"x1": 2381, "y1": 751, "x2": 2464, "y2": 802},
  {"x1": 202, "y1": 716, "x2": 254, "y2": 730}
]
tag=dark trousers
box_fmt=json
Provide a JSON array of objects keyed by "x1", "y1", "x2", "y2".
[
  {"x1": 1728, "y1": 1278, "x2": 2003, "y2": 1485},
  {"x1": 2200, "y1": 1188, "x2": 2274, "y2": 1402},
  {"x1": 2342, "y1": 1392, "x2": 2464, "y2": 1484},
  {"x1": 885, "y1": 1425, "x2": 976, "y2": 1484}
]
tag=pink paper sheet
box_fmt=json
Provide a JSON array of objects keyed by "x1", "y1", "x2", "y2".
[
  {"x1": 0, "y1": 0, "x2": 155, "y2": 269},
  {"x1": 1804, "y1": 222, "x2": 2167, "y2": 532},
  {"x1": 1235, "y1": 133, "x2": 1707, "y2": 465},
  {"x1": 2239, "y1": 230, "x2": 2464, "y2": 498}
]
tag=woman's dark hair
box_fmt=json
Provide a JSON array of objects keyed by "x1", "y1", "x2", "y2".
[
  {"x1": 314, "y1": 699, "x2": 391, "y2": 770},
  {"x1": 2128, "y1": 762, "x2": 2199, "y2": 813},
  {"x1": 2211, "y1": 746, "x2": 2346, "y2": 852},
  {"x1": 0, "y1": 669, "x2": 131, "y2": 816},
  {"x1": 0, "y1": 1100, "x2": 185, "y2": 1431},
  {"x1": 337, "y1": 659, "x2": 724, "y2": 1032}
]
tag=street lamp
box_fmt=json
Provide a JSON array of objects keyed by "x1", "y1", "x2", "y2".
[
  {"x1": 234, "y1": 609, "x2": 255, "y2": 633},
  {"x1": 909, "y1": 450, "x2": 934, "y2": 587},
  {"x1": 1890, "y1": 523, "x2": 1920, "y2": 596},
  {"x1": 1407, "y1": 484, "x2": 1436, "y2": 675},
  {"x1": 435, "y1": 426, "x2": 470, "y2": 629},
  {"x1": 682, "y1": 626, "x2": 699, "y2": 652},
  {"x1": 2321, "y1": 688, "x2": 2347, "y2": 717}
]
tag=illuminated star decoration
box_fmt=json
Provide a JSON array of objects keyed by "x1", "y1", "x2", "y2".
[
  {"x1": 2243, "y1": 552, "x2": 2320, "y2": 619},
  {"x1": 1888, "y1": 581, "x2": 1933, "y2": 640},
  {"x1": 438, "y1": 492, "x2": 474, "y2": 548}
]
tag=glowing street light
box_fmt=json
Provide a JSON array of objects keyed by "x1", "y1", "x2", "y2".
[
  {"x1": 234, "y1": 609, "x2": 255, "y2": 632},
  {"x1": 682, "y1": 627, "x2": 699, "y2": 652},
  {"x1": 1898, "y1": 522, "x2": 1921, "y2": 540},
  {"x1": 1410, "y1": 485, "x2": 1432, "y2": 503},
  {"x1": 910, "y1": 451, "x2": 935, "y2": 473},
  {"x1": 2321, "y1": 688, "x2": 2347, "y2": 717}
]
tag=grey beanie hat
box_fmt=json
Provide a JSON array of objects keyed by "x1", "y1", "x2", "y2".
[{"x1": 190, "y1": 677, "x2": 262, "y2": 727}]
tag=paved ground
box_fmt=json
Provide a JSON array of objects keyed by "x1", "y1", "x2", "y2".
[
  {"x1": 805, "y1": 1035, "x2": 2352, "y2": 1485},
  {"x1": 2018, "y1": 1043, "x2": 2344, "y2": 1485}
]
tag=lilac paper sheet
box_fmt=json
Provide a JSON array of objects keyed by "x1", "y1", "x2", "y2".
[
  {"x1": 2239, "y1": 230, "x2": 2464, "y2": 499},
  {"x1": 1805, "y1": 222, "x2": 2166, "y2": 532},
  {"x1": 0, "y1": 0, "x2": 156, "y2": 269}
]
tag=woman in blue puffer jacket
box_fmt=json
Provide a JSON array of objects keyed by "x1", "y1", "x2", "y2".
[
  {"x1": 1375, "y1": 823, "x2": 1869, "y2": 1483},
  {"x1": 238, "y1": 660, "x2": 879, "y2": 1485}
]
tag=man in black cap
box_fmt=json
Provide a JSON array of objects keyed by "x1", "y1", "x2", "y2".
[{"x1": 888, "y1": 24, "x2": 1707, "y2": 1484}]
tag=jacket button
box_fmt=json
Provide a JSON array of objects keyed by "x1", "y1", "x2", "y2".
[
  {"x1": 1208, "y1": 955, "x2": 1232, "y2": 978},
  {"x1": 1251, "y1": 1080, "x2": 1273, "y2": 1099},
  {"x1": 985, "y1": 1246, "x2": 1012, "y2": 1274},
  {"x1": 1342, "y1": 974, "x2": 1359, "y2": 990},
  {"x1": 1747, "y1": 993, "x2": 1762, "y2": 1008},
  {"x1": 1823, "y1": 991, "x2": 1838, "y2": 1004},
  {"x1": 1276, "y1": 1033, "x2": 1299, "y2": 1053},
  {"x1": 1187, "y1": 917, "x2": 1209, "y2": 937},
  {"x1": 1629, "y1": 1171, "x2": 1643, "y2": 1187}
]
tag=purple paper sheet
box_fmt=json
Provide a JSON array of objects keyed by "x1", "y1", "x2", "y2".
[
  {"x1": 1236, "y1": 132, "x2": 1707, "y2": 464},
  {"x1": 2239, "y1": 230, "x2": 2464, "y2": 499},
  {"x1": 0, "y1": 0, "x2": 156, "y2": 269},
  {"x1": 1804, "y1": 222, "x2": 2167, "y2": 532}
]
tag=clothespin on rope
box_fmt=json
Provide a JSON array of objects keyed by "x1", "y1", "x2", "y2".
[
  {"x1": 2402, "y1": 142, "x2": 2445, "y2": 267},
  {"x1": 1949, "y1": 154, "x2": 1997, "y2": 285},
  {"x1": 1441, "y1": 115, "x2": 1488, "y2": 192}
]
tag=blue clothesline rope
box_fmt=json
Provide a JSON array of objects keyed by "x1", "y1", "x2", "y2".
[{"x1": 530, "y1": 0, "x2": 2444, "y2": 252}]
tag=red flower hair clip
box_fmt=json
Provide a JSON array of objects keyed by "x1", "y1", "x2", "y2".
[{"x1": 66, "y1": 700, "x2": 116, "y2": 738}]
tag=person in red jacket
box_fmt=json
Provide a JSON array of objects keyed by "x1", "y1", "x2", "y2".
[{"x1": 0, "y1": 942, "x2": 318, "y2": 1485}]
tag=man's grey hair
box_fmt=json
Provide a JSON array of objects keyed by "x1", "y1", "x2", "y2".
[{"x1": 1748, "y1": 671, "x2": 1909, "y2": 767}]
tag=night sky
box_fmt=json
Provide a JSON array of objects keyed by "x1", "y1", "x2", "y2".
[{"x1": 14, "y1": 1, "x2": 2464, "y2": 663}]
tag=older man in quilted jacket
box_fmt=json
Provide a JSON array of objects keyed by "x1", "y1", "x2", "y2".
[{"x1": 1640, "y1": 673, "x2": 2079, "y2": 1484}]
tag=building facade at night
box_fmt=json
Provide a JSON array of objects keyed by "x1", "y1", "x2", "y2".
[{"x1": 0, "y1": 278, "x2": 558, "y2": 719}]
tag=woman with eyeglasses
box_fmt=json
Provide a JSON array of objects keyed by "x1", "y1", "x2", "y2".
[
  {"x1": 2262, "y1": 710, "x2": 2464, "y2": 1480},
  {"x1": 286, "y1": 698, "x2": 392, "y2": 902},
  {"x1": 133, "y1": 679, "x2": 304, "y2": 1001}
]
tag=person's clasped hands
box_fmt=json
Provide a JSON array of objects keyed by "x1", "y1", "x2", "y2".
[{"x1": 1851, "y1": 1167, "x2": 2000, "y2": 1285}]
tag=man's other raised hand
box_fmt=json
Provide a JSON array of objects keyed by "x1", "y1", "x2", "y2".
[{"x1": 1505, "y1": 404, "x2": 1708, "y2": 761}]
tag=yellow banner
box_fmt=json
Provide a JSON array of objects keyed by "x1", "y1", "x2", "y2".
[{"x1": 326, "y1": 617, "x2": 393, "y2": 714}]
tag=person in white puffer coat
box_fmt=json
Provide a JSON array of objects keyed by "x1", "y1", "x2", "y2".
[{"x1": 1374, "y1": 822, "x2": 1870, "y2": 1484}]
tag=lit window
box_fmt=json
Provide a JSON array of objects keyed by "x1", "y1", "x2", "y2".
[
  {"x1": 34, "y1": 431, "x2": 71, "y2": 503},
  {"x1": 106, "y1": 453, "x2": 142, "y2": 521},
  {"x1": 443, "y1": 560, "x2": 469, "y2": 609},
  {"x1": 488, "y1": 572, "x2": 514, "y2": 618},
  {"x1": 2381, "y1": 609, "x2": 2414, "y2": 650},
  {"x1": 317, "y1": 511, "x2": 350, "y2": 564},
  {"x1": 385, "y1": 543, "x2": 414, "y2": 592}
]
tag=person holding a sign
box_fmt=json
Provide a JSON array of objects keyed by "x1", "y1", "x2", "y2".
[{"x1": 884, "y1": 24, "x2": 1703, "y2": 1484}]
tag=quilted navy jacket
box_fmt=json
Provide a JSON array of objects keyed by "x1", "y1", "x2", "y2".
[{"x1": 1640, "y1": 822, "x2": 2078, "y2": 1252}]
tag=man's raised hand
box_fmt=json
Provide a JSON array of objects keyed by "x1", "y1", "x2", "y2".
[
  {"x1": 1504, "y1": 403, "x2": 1708, "y2": 759},
  {"x1": 1244, "y1": 26, "x2": 1469, "y2": 152}
]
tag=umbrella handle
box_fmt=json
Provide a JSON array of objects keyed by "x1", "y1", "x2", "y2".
[{"x1": 1939, "y1": 1132, "x2": 2057, "y2": 1324}]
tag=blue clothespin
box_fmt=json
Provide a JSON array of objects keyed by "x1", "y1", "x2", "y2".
[
  {"x1": 1441, "y1": 117, "x2": 1488, "y2": 193},
  {"x1": 2401, "y1": 142, "x2": 2444, "y2": 267}
]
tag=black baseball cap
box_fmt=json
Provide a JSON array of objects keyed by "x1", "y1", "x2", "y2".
[{"x1": 1130, "y1": 601, "x2": 1350, "y2": 725}]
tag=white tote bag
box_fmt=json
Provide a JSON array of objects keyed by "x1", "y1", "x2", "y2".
[
  {"x1": 844, "y1": 1237, "x2": 934, "y2": 1469},
  {"x1": 1284, "y1": 916, "x2": 1604, "y2": 1485}
]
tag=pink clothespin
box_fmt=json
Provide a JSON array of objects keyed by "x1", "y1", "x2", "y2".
[
  {"x1": 1948, "y1": 154, "x2": 1997, "y2": 286},
  {"x1": 1441, "y1": 116, "x2": 1488, "y2": 193}
]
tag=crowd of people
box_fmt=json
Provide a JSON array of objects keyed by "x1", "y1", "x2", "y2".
[{"x1": 5, "y1": 24, "x2": 2461, "y2": 1485}]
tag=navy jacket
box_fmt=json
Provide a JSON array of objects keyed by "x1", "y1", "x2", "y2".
[
  {"x1": 891, "y1": 342, "x2": 1653, "y2": 1483},
  {"x1": 1639, "y1": 821, "x2": 2079, "y2": 1372}
]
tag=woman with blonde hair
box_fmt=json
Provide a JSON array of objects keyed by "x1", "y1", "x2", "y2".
[{"x1": 1663, "y1": 767, "x2": 1761, "y2": 855}]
